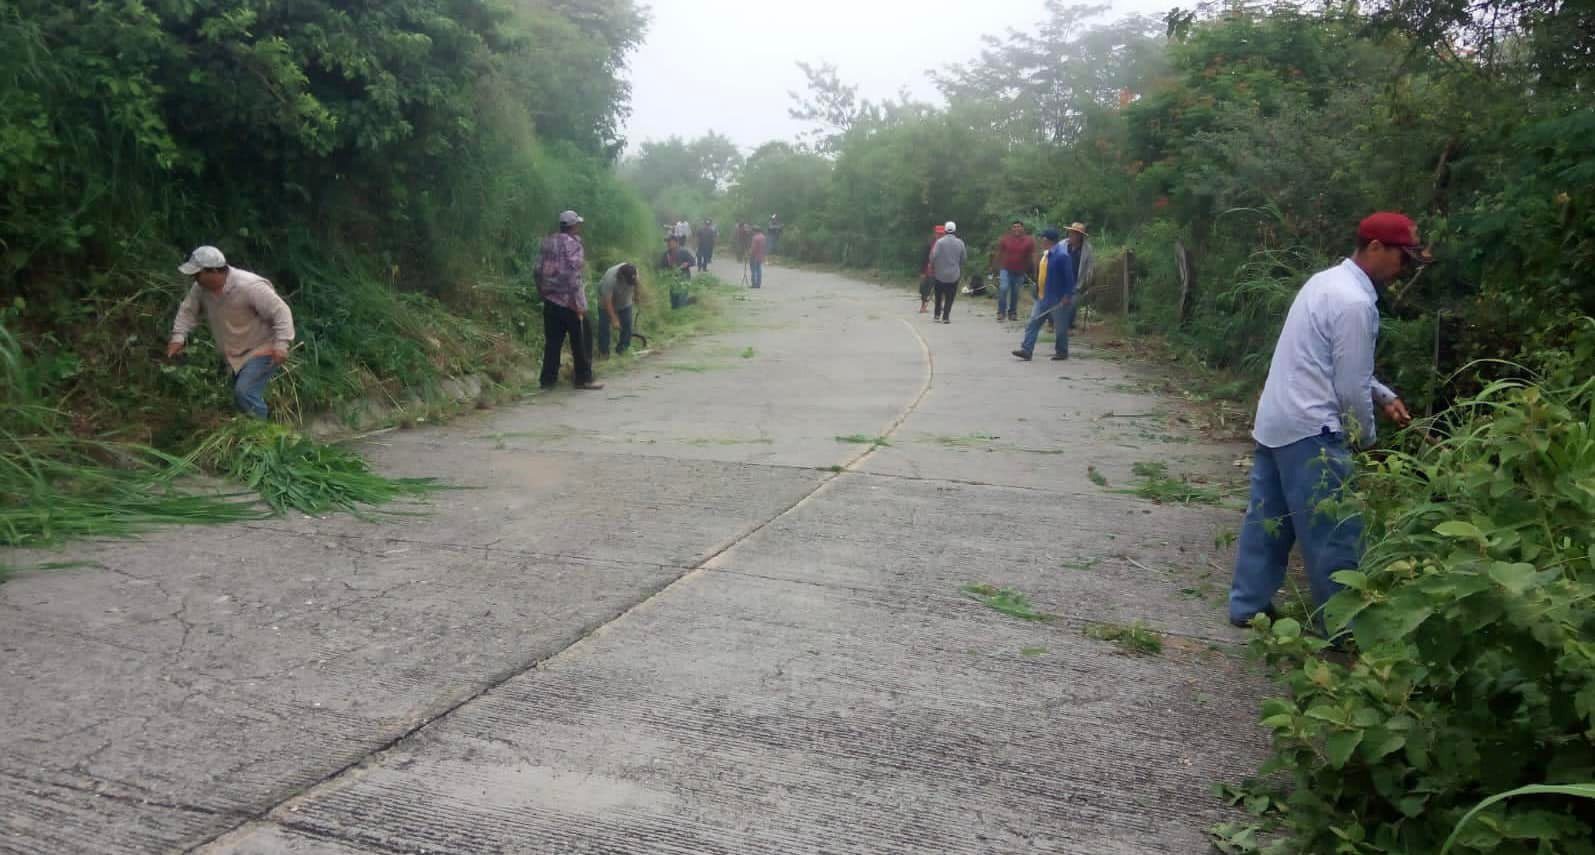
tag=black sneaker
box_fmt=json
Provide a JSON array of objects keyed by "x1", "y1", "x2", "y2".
[
  {"x1": 1051, "y1": 354, "x2": 1069, "y2": 361},
  {"x1": 1229, "y1": 605, "x2": 1279, "y2": 628},
  {"x1": 1011, "y1": 350, "x2": 1032, "y2": 361}
]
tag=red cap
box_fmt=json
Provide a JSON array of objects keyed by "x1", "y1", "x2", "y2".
[
  {"x1": 934, "y1": 225, "x2": 946, "y2": 234},
  {"x1": 1357, "y1": 212, "x2": 1418, "y2": 247}
]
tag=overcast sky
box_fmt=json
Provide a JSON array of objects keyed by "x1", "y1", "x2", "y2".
[{"x1": 623, "y1": 0, "x2": 1177, "y2": 153}]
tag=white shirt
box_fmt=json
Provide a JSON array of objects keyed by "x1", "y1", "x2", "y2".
[{"x1": 1253, "y1": 258, "x2": 1396, "y2": 449}]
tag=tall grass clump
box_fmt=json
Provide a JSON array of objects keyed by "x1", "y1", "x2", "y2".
[
  {"x1": 0, "y1": 322, "x2": 261, "y2": 552},
  {"x1": 1217, "y1": 373, "x2": 1595, "y2": 853}
]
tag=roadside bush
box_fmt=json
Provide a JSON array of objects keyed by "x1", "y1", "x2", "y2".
[{"x1": 1230, "y1": 375, "x2": 1595, "y2": 853}]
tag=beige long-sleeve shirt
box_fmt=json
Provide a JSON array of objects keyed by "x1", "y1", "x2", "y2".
[{"x1": 169, "y1": 268, "x2": 295, "y2": 372}]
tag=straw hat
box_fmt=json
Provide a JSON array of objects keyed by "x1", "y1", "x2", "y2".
[{"x1": 1066, "y1": 222, "x2": 1089, "y2": 237}]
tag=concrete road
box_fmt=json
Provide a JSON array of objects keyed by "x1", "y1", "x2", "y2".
[{"x1": 2, "y1": 264, "x2": 1269, "y2": 854}]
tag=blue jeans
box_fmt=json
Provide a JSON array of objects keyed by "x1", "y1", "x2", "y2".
[
  {"x1": 598, "y1": 304, "x2": 634, "y2": 355},
  {"x1": 750, "y1": 260, "x2": 763, "y2": 288},
  {"x1": 1019, "y1": 299, "x2": 1070, "y2": 355},
  {"x1": 233, "y1": 355, "x2": 279, "y2": 418},
  {"x1": 1229, "y1": 431, "x2": 1362, "y2": 623},
  {"x1": 998, "y1": 270, "x2": 1024, "y2": 317}
]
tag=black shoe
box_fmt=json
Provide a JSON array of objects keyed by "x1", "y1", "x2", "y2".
[
  {"x1": 1051, "y1": 354, "x2": 1069, "y2": 361},
  {"x1": 1012, "y1": 350, "x2": 1032, "y2": 361},
  {"x1": 942, "y1": 317, "x2": 951, "y2": 324},
  {"x1": 1230, "y1": 605, "x2": 1279, "y2": 628}
]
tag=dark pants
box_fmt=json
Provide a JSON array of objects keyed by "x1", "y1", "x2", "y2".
[
  {"x1": 933, "y1": 280, "x2": 958, "y2": 318},
  {"x1": 919, "y1": 276, "x2": 933, "y2": 302},
  {"x1": 598, "y1": 304, "x2": 634, "y2": 355},
  {"x1": 1229, "y1": 430, "x2": 1361, "y2": 627},
  {"x1": 540, "y1": 299, "x2": 594, "y2": 388},
  {"x1": 697, "y1": 247, "x2": 713, "y2": 271}
]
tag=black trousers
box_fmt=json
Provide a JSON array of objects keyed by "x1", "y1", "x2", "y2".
[
  {"x1": 541, "y1": 299, "x2": 594, "y2": 388},
  {"x1": 933, "y1": 280, "x2": 958, "y2": 318},
  {"x1": 919, "y1": 276, "x2": 933, "y2": 302}
]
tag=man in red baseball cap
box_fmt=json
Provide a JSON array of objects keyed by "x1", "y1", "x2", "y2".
[{"x1": 1228, "y1": 212, "x2": 1427, "y2": 633}]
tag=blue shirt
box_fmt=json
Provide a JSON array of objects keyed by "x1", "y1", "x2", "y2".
[
  {"x1": 1035, "y1": 242, "x2": 1076, "y2": 308},
  {"x1": 1253, "y1": 258, "x2": 1397, "y2": 449}
]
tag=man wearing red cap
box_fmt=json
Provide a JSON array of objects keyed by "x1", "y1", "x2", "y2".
[{"x1": 1229, "y1": 212, "x2": 1423, "y2": 630}]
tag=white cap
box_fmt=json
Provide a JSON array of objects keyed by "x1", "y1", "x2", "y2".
[
  {"x1": 559, "y1": 210, "x2": 584, "y2": 226},
  {"x1": 178, "y1": 246, "x2": 227, "y2": 275},
  {"x1": 944, "y1": 221, "x2": 957, "y2": 233}
]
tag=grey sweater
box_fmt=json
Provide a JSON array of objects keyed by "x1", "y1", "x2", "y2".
[{"x1": 930, "y1": 235, "x2": 967, "y2": 284}]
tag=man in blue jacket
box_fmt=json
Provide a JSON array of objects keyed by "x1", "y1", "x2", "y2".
[{"x1": 1011, "y1": 228, "x2": 1075, "y2": 361}]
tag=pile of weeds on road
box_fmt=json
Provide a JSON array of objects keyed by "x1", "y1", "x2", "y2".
[
  {"x1": 192, "y1": 421, "x2": 444, "y2": 517},
  {"x1": 2, "y1": 322, "x2": 443, "y2": 572},
  {"x1": 0, "y1": 324, "x2": 263, "y2": 556},
  {"x1": 1213, "y1": 376, "x2": 1595, "y2": 854}
]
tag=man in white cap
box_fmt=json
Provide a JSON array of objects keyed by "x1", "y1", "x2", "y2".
[
  {"x1": 928, "y1": 221, "x2": 966, "y2": 323},
  {"x1": 166, "y1": 246, "x2": 295, "y2": 418},
  {"x1": 536, "y1": 210, "x2": 602, "y2": 391}
]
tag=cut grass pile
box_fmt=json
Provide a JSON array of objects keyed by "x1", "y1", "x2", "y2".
[
  {"x1": 1084, "y1": 620, "x2": 1164, "y2": 655},
  {"x1": 1121, "y1": 461, "x2": 1224, "y2": 505},
  {"x1": 193, "y1": 421, "x2": 444, "y2": 516},
  {"x1": 961, "y1": 583, "x2": 1052, "y2": 622},
  {"x1": 835, "y1": 434, "x2": 891, "y2": 447}
]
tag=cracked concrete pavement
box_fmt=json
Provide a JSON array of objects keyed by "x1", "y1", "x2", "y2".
[{"x1": 2, "y1": 263, "x2": 1271, "y2": 854}]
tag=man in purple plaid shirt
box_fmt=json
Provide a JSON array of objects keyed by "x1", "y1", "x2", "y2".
[{"x1": 537, "y1": 210, "x2": 603, "y2": 391}]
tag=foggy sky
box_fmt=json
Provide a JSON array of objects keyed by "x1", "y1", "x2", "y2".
[{"x1": 623, "y1": 0, "x2": 1178, "y2": 153}]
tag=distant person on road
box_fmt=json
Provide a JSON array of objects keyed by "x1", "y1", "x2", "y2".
[
  {"x1": 1228, "y1": 212, "x2": 1421, "y2": 632},
  {"x1": 767, "y1": 214, "x2": 784, "y2": 254},
  {"x1": 536, "y1": 210, "x2": 602, "y2": 391},
  {"x1": 1064, "y1": 222, "x2": 1093, "y2": 328},
  {"x1": 929, "y1": 221, "x2": 966, "y2": 323},
  {"x1": 597, "y1": 262, "x2": 640, "y2": 358},
  {"x1": 1011, "y1": 228, "x2": 1075, "y2": 361},
  {"x1": 748, "y1": 227, "x2": 767, "y2": 289},
  {"x1": 991, "y1": 220, "x2": 1036, "y2": 322},
  {"x1": 166, "y1": 246, "x2": 295, "y2": 418},
  {"x1": 734, "y1": 222, "x2": 752, "y2": 262},
  {"x1": 672, "y1": 217, "x2": 691, "y2": 246},
  {"x1": 919, "y1": 223, "x2": 945, "y2": 314},
  {"x1": 695, "y1": 219, "x2": 718, "y2": 272}
]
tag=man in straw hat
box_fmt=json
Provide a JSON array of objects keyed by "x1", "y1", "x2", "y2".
[{"x1": 1063, "y1": 222, "x2": 1093, "y2": 329}]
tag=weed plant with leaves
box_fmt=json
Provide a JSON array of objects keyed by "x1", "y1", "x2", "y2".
[
  {"x1": 1219, "y1": 377, "x2": 1595, "y2": 853},
  {"x1": 961, "y1": 584, "x2": 1051, "y2": 622}
]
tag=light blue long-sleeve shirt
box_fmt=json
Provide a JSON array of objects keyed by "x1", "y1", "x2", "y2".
[{"x1": 1253, "y1": 258, "x2": 1396, "y2": 449}]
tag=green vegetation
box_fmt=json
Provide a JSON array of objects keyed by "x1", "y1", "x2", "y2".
[
  {"x1": 960, "y1": 584, "x2": 1051, "y2": 622},
  {"x1": 835, "y1": 434, "x2": 891, "y2": 448},
  {"x1": 925, "y1": 432, "x2": 1000, "y2": 448},
  {"x1": 766, "y1": 1, "x2": 1592, "y2": 412},
  {"x1": 1228, "y1": 378, "x2": 1595, "y2": 852},
  {"x1": 192, "y1": 421, "x2": 442, "y2": 516},
  {"x1": 1122, "y1": 461, "x2": 1225, "y2": 506},
  {"x1": 1087, "y1": 465, "x2": 1109, "y2": 487},
  {"x1": 1020, "y1": 646, "x2": 1048, "y2": 657},
  {"x1": 1083, "y1": 621, "x2": 1164, "y2": 656},
  {"x1": 3, "y1": 0, "x2": 657, "y2": 444}
]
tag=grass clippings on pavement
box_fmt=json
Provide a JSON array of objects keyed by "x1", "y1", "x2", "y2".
[
  {"x1": 1084, "y1": 620, "x2": 1164, "y2": 655},
  {"x1": 961, "y1": 584, "x2": 1052, "y2": 622}
]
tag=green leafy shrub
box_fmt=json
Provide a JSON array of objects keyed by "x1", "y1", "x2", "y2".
[{"x1": 1234, "y1": 377, "x2": 1595, "y2": 853}]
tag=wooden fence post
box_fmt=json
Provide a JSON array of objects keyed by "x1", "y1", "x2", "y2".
[{"x1": 1121, "y1": 250, "x2": 1134, "y2": 315}]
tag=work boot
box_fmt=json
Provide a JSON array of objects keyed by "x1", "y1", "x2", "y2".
[
  {"x1": 1229, "y1": 605, "x2": 1279, "y2": 628},
  {"x1": 1051, "y1": 354, "x2": 1069, "y2": 361},
  {"x1": 1011, "y1": 350, "x2": 1032, "y2": 361}
]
